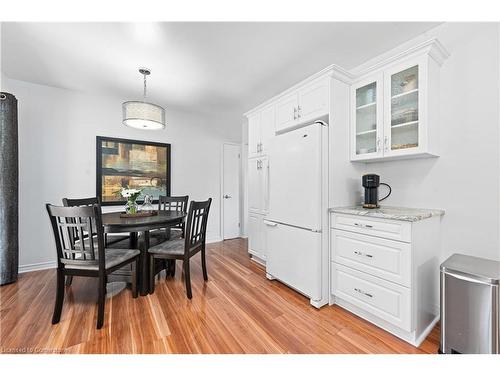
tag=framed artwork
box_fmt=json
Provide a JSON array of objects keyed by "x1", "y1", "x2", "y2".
[{"x1": 96, "y1": 136, "x2": 171, "y2": 206}]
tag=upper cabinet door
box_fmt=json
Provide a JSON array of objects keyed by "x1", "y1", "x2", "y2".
[
  {"x1": 351, "y1": 75, "x2": 384, "y2": 161},
  {"x1": 275, "y1": 93, "x2": 299, "y2": 133},
  {"x1": 297, "y1": 78, "x2": 329, "y2": 122},
  {"x1": 248, "y1": 112, "x2": 261, "y2": 158},
  {"x1": 383, "y1": 59, "x2": 425, "y2": 157},
  {"x1": 260, "y1": 105, "x2": 275, "y2": 154}
]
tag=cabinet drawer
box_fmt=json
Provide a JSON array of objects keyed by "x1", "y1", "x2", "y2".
[
  {"x1": 331, "y1": 263, "x2": 411, "y2": 331},
  {"x1": 332, "y1": 214, "x2": 411, "y2": 242},
  {"x1": 332, "y1": 230, "x2": 411, "y2": 287}
]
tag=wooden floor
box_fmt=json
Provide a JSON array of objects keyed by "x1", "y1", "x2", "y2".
[{"x1": 0, "y1": 238, "x2": 439, "y2": 354}]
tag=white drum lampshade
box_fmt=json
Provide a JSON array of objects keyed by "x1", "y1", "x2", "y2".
[
  {"x1": 122, "y1": 68, "x2": 166, "y2": 130},
  {"x1": 122, "y1": 101, "x2": 165, "y2": 130}
]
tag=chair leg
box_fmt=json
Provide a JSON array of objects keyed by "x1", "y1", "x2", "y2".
[
  {"x1": 65, "y1": 275, "x2": 73, "y2": 286},
  {"x1": 52, "y1": 270, "x2": 65, "y2": 324},
  {"x1": 97, "y1": 274, "x2": 106, "y2": 329},
  {"x1": 170, "y1": 260, "x2": 176, "y2": 277},
  {"x1": 183, "y1": 260, "x2": 192, "y2": 299},
  {"x1": 132, "y1": 258, "x2": 138, "y2": 298},
  {"x1": 149, "y1": 255, "x2": 156, "y2": 294},
  {"x1": 201, "y1": 247, "x2": 208, "y2": 282}
]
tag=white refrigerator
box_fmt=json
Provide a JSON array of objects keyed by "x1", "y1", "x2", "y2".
[{"x1": 264, "y1": 121, "x2": 327, "y2": 304}]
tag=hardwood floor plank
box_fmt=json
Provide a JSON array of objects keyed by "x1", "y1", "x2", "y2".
[{"x1": 0, "y1": 238, "x2": 440, "y2": 354}]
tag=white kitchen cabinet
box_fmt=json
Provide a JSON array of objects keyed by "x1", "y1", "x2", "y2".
[
  {"x1": 248, "y1": 213, "x2": 266, "y2": 261},
  {"x1": 297, "y1": 78, "x2": 330, "y2": 123},
  {"x1": 350, "y1": 40, "x2": 448, "y2": 162},
  {"x1": 275, "y1": 77, "x2": 330, "y2": 133},
  {"x1": 275, "y1": 93, "x2": 299, "y2": 133},
  {"x1": 248, "y1": 105, "x2": 275, "y2": 158},
  {"x1": 330, "y1": 209, "x2": 443, "y2": 346},
  {"x1": 247, "y1": 156, "x2": 269, "y2": 214},
  {"x1": 350, "y1": 74, "x2": 384, "y2": 161},
  {"x1": 260, "y1": 105, "x2": 275, "y2": 154}
]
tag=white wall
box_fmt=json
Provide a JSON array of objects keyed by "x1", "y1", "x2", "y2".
[
  {"x1": 357, "y1": 23, "x2": 500, "y2": 262},
  {"x1": 1, "y1": 77, "x2": 241, "y2": 271}
]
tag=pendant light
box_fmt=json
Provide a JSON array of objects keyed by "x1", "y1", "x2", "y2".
[{"x1": 122, "y1": 68, "x2": 166, "y2": 130}]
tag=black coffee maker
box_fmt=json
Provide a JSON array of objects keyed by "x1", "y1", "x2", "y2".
[{"x1": 362, "y1": 174, "x2": 392, "y2": 209}]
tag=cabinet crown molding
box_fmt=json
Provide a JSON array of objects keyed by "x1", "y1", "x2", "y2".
[
  {"x1": 351, "y1": 38, "x2": 450, "y2": 79},
  {"x1": 244, "y1": 38, "x2": 449, "y2": 118}
]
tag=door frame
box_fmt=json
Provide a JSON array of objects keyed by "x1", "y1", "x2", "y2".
[{"x1": 220, "y1": 142, "x2": 242, "y2": 240}]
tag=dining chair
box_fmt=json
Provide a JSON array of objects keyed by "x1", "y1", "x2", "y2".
[
  {"x1": 157, "y1": 195, "x2": 189, "y2": 239},
  {"x1": 46, "y1": 204, "x2": 140, "y2": 329},
  {"x1": 148, "y1": 198, "x2": 212, "y2": 299},
  {"x1": 152, "y1": 195, "x2": 189, "y2": 277}
]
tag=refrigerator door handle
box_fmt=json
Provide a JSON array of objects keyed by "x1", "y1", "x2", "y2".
[{"x1": 263, "y1": 220, "x2": 278, "y2": 227}]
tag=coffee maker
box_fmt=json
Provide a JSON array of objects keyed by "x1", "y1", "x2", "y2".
[{"x1": 362, "y1": 174, "x2": 391, "y2": 208}]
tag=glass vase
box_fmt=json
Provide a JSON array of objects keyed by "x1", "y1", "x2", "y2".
[{"x1": 125, "y1": 200, "x2": 138, "y2": 214}]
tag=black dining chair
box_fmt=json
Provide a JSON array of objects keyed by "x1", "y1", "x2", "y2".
[
  {"x1": 156, "y1": 195, "x2": 189, "y2": 239},
  {"x1": 151, "y1": 195, "x2": 189, "y2": 277},
  {"x1": 148, "y1": 198, "x2": 212, "y2": 299},
  {"x1": 63, "y1": 197, "x2": 131, "y2": 249},
  {"x1": 46, "y1": 204, "x2": 140, "y2": 329}
]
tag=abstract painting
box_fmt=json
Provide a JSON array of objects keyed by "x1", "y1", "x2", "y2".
[{"x1": 96, "y1": 136, "x2": 170, "y2": 205}]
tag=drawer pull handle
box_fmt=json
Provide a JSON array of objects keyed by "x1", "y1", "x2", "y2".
[
  {"x1": 354, "y1": 251, "x2": 373, "y2": 258},
  {"x1": 354, "y1": 288, "x2": 373, "y2": 298},
  {"x1": 353, "y1": 222, "x2": 374, "y2": 229}
]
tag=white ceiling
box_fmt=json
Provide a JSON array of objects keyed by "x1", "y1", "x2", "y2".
[{"x1": 1, "y1": 22, "x2": 440, "y2": 116}]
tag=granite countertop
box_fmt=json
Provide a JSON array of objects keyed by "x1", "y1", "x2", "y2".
[{"x1": 329, "y1": 205, "x2": 445, "y2": 222}]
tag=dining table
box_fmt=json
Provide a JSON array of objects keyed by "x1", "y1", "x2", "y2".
[{"x1": 102, "y1": 210, "x2": 186, "y2": 296}]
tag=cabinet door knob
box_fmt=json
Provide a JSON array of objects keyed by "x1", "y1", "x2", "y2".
[
  {"x1": 384, "y1": 136, "x2": 389, "y2": 151},
  {"x1": 297, "y1": 105, "x2": 301, "y2": 118},
  {"x1": 293, "y1": 107, "x2": 297, "y2": 120},
  {"x1": 376, "y1": 138, "x2": 381, "y2": 152}
]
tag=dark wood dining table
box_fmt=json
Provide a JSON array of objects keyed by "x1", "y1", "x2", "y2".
[{"x1": 102, "y1": 211, "x2": 186, "y2": 296}]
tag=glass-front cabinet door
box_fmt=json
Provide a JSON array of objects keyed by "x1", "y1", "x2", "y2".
[
  {"x1": 351, "y1": 75, "x2": 383, "y2": 160},
  {"x1": 384, "y1": 62, "x2": 423, "y2": 156}
]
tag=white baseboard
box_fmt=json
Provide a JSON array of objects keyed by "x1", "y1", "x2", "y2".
[
  {"x1": 206, "y1": 236, "x2": 223, "y2": 244},
  {"x1": 19, "y1": 261, "x2": 57, "y2": 273}
]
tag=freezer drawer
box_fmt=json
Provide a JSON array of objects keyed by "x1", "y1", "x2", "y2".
[
  {"x1": 265, "y1": 221, "x2": 321, "y2": 300},
  {"x1": 332, "y1": 229, "x2": 411, "y2": 287}
]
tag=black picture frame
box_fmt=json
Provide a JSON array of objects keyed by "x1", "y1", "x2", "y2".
[{"x1": 96, "y1": 136, "x2": 171, "y2": 206}]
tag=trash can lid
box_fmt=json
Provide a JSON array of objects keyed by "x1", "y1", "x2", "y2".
[{"x1": 440, "y1": 254, "x2": 500, "y2": 285}]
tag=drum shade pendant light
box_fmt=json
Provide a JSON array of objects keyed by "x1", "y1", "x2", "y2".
[{"x1": 122, "y1": 68, "x2": 166, "y2": 130}]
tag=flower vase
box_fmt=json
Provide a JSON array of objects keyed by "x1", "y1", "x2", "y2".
[{"x1": 125, "y1": 200, "x2": 138, "y2": 214}]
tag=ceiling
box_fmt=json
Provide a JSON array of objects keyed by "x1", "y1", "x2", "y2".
[{"x1": 1, "y1": 22, "x2": 440, "y2": 117}]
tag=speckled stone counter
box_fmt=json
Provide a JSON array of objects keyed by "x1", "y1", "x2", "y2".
[{"x1": 329, "y1": 206, "x2": 444, "y2": 222}]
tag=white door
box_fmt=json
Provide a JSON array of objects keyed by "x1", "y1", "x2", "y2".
[
  {"x1": 268, "y1": 123, "x2": 322, "y2": 230},
  {"x1": 259, "y1": 105, "x2": 275, "y2": 154},
  {"x1": 223, "y1": 143, "x2": 241, "y2": 239},
  {"x1": 248, "y1": 158, "x2": 262, "y2": 213},
  {"x1": 297, "y1": 78, "x2": 329, "y2": 122},
  {"x1": 248, "y1": 113, "x2": 261, "y2": 158},
  {"x1": 275, "y1": 93, "x2": 298, "y2": 133},
  {"x1": 265, "y1": 220, "x2": 322, "y2": 300}
]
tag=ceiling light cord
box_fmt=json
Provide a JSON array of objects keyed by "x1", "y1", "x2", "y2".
[{"x1": 143, "y1": 72, "x2": 147, "y2": 100}]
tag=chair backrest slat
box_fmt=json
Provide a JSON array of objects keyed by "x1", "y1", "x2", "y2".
[
  {"x1": 46, "y1": 204, "x2": 105, "y2": 270},
  {"x1": 158, "y1": 195, "x2": 189, "y2": 213},
  {"x1": 184, "y1": 198, "x2": 212, "y2": 255}
]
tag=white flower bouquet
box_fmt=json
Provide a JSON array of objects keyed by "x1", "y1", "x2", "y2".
[{"x1": 116, "y1": 187, "x2": 142, "y2": 214}]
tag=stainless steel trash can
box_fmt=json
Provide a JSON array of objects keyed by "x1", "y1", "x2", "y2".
[{"x1": 440, "y1": 254, "x2": 500, "y2": 354}]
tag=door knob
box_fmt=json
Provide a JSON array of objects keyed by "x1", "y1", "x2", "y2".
[{"x1": 223, "y1": 194, "x2": 232, "y2": 199}]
